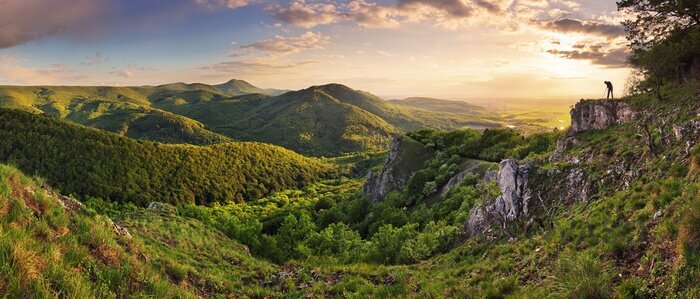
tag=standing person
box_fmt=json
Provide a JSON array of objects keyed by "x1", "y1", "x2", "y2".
[{"x1": 604, "y1": 81, "x2": 614, "y2": 99}]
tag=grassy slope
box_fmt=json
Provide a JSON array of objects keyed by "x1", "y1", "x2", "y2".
[
  {"x1": 0, "y1": 164, "x2": 195, "y2": 298},
  {"x1": 117, "y1": 206, "x2": 280, "y2": 297},
  {"x1": 0, "y1": 109, "x2": 333, "y2": 205}
]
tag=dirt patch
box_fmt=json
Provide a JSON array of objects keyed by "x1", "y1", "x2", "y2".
[
  {"x1": 92, "y1": 245, "x2": 121, "y2": 267},
  {"x1": 8, "y1": 176, "x2": 44, "y2": 214}
]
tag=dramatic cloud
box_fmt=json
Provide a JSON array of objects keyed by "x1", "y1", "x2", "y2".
[
  {"x1": 546, "y1": 46, "x2": 628, "y2": 67},
  {"x1": 0, "y1": 0, "x2": 105, "y2": 49},
  {"x1": 541, "y1": 18, "x2": 625, "y2": 38},
  {"x1": 233, "y1": 31, "x2": 329, "y2": 56},
  {"x1": 273, "y1": 0, "x2": 525, "y2": 29}
]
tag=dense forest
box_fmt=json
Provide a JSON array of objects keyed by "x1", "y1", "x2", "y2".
[{"x1": 0, "y1": 109, "x2": 333, "y2": 205}]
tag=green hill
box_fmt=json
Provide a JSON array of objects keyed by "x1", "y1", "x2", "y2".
[
  {"x1": 214, "y1": 79, "x2": 287, "y2": 96},
  {"x1": 0, "y1": 109, "x2": 333, "y2": 205},
  {"x1": 0, "y1": 85, "x2": 232, "y2": 145},
  {"x1": 154, "y1": 86, "x2": 400, "y2": 156},
  {"x1": 0, "y1": 82, "x2": 504, "y2": 156},
  {"x1": 307, "y1": 84, "x2": 501, "y2": 131},
  {"x1": 151, "y1": 84, "x2": 503, "y2": 155}
]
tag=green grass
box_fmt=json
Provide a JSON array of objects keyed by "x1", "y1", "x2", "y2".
[{"x1": 0, "y1": 163, "x2": 194, "y2": 298}]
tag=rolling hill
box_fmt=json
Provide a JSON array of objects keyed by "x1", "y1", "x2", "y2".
[
  {"x1": 0, "y1": 81, "x2": 504, "y2": 156},
  {"x1": 0, "y1": 109, "x2": 333, "y2": 205}
]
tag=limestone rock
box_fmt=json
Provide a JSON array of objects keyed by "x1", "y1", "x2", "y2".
[
  {"x1": 569, "y1": 100, "x2": 636, "y2": 135},
  {"x1": 466, "y1": 159, "x2": 532, "y2": 236}
]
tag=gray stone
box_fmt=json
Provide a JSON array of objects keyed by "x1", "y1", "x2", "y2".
[
  {"x1": 466, "y1": 159, "x2": 532, "y2": 236},
  {"x1": 569, "y1": 100, "x2": 636, "y2": 135}
]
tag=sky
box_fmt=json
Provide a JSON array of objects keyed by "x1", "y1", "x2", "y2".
[{"x1": 0, "y1": 0, "x2": 632, "y2": 100}]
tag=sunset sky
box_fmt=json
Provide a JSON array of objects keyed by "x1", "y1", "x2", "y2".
[{"x1": 0, "y1": 0, "x2": 632, "y2": 100}]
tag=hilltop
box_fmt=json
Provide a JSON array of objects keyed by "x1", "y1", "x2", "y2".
[
  {"x1": 214, "y1": 79, "x2": 288, "y2": 96},
  {"x1": 0, "y1": 82, "x2": 504, "y2": 156}
]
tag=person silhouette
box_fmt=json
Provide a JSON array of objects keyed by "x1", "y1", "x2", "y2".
[{"x1": 604, "y1": 81, "x2": 614, "y2": 99}]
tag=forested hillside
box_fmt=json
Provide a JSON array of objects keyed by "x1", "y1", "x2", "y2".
[
  {"x1": 0, "y1": 109, "x2": 333, "y2": 205},
  {"x1": 0, "y1": 82, "x2": 504, "y2": 156}
]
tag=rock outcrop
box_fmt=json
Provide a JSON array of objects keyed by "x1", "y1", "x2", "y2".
[
  {"x1": 552, "y1": 99, "x2": 637, "y2": 161},
  {"x1": 569, "y1": 99, "x2": 636, "y2": 135},
  {"x1": 466, "y1": 159, "x2": 532, "y2": 236},
  {"x1": 363, "y1": 136, "x2": 433, "y2": 202}
]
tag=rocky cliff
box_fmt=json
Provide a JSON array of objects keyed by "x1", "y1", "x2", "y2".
[
  {"x1": 362, "y1": 136, "x2": 433, "y2": 202},
  {"x1": 568, "y1": 99, "x2": 636, "y2": 135},
  {"x1": 466, "y1": 159, "x2": 532, "y2": 236},
  {"x1": 551, "y1": 99, "x2": 637, "y2": 161}
]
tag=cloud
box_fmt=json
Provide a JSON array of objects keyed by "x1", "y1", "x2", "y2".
[
  {"x1": 541, "y1": 18, "x2": 625, "y2": 39},
  {"x1": 0, "y1": 55, "x2": 84, "y2": 84},
  {"x1": 0, "y1": 0, "x2": 105, "y2": 49},
  {"x1": 194, "y1": 0, "x2": 255, "y2": 9},
  {"x1": 109, "y1": 69, "x2": 135, "y2": 78},
  {"x1": 397, "y1": 0, "x2": 474, "y2": 18},
  {"x1": 546, "y1": 46, "x2": 629, "y2": 67},
  {"x1": 273, "y1": 0, "x2": 527, "y2": 29},
  {"x1": 233, "y1": 31, "x2": 329, "y2": 56},
  {"x1": 274, "y1": 1, "x2": 342, "y2": 28}
]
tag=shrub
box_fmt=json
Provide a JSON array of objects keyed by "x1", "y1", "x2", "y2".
[{"x1": 553, "y1": 252, "x2": 612, "y2": 299}]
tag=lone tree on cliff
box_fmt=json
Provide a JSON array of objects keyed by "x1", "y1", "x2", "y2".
[{"x1": 618, "y1": 0, "x2": 700, "y2": 99}]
